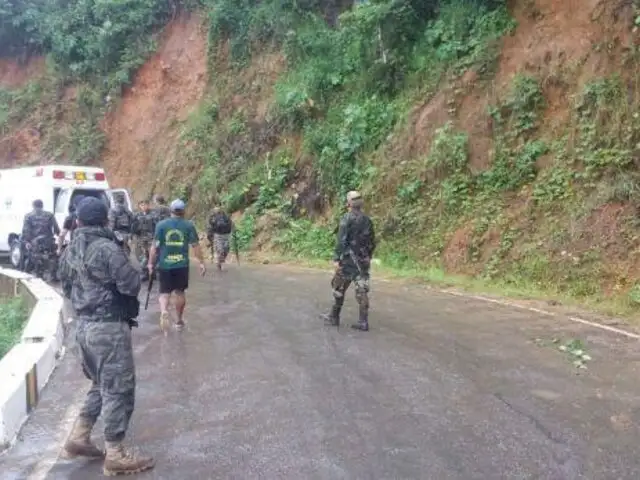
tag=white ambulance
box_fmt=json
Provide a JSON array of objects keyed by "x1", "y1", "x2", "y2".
[{"x1": 0, "y1": 165, "x2": 132, "y2": 268}]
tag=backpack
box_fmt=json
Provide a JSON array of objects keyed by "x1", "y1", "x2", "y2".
[{"x1": 210, "y1": 213, "x2": 232, "y2": 234}]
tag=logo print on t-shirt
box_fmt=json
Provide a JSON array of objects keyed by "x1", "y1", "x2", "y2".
[{"x1": 165, "y1": 229, "x2": 185, "y2": 247}]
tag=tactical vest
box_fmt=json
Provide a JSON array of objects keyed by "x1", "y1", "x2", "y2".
[{"x1": 112, "y1": 206, "x2": 133, "y2": 232}]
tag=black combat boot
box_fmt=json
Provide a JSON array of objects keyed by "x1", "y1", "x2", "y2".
[{"x1": 351, "y1": 309, "x2": 369, "y2": 331}]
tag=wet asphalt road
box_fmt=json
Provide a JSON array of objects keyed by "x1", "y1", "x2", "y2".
[{"x1": 1, "y1": 263, "x2": 640, "y2": 479}]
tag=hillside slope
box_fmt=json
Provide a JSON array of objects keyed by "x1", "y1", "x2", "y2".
[{"x1": 1, "y1": 0, "x2": 639, "y2": 316}]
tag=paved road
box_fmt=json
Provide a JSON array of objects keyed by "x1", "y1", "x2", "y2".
[{"x1": 1, "y1": 264, "x2": 640, "y2": 479}]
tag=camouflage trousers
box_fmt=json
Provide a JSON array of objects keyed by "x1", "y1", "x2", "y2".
[
  {"x1": 331, "y1": 262, "x2": 370, "y2": 317},
  {"x1": 213, "y1": 233, "x2": 230, "y2": 264},
  {"x1": 135, "y1": 237, "x2": 152, "y2": 267},
  {"x1": 76, "y1": 320, "x2": 136, "y2": 443}
]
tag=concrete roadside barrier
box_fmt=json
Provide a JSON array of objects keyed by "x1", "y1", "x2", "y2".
[{"x1": 0, "y1": 267, "x2": 64, "y2": 451}]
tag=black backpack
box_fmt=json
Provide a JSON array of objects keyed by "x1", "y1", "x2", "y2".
[{"x1": 211, "y1": 213, "x2": 232, "y2": 234}]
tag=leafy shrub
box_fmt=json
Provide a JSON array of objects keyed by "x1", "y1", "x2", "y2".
[
  {"x1": 273, "y1": 219, "x2": 334, "y2": 259},
  {"x1": 0, "y1": 297, "x2": 28, "y2": 359}
]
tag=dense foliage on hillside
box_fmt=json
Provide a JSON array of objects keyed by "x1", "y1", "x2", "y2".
[{"x1": 3, "y1": 0, "x2": 640, "y2": 315}]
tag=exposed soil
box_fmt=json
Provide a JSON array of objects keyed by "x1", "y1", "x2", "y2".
[
  {"x1": 100, "y1": 13, "x2": 208, "y2": 197},
  {"x1": 443, "y1": 226, "x2": 473, "y2": 272},
  {"x1": 0, "y1": 56, "x2": 45, "y2": 89},
  {"x1": 0, "y1": 127, "x2": 42, "y2": 167},
  {"x1": 0, "y1": 56, "x2": 47, "y2": 167},
  {"x1": 403, "y1": 0, "x2": 633, "y2": 176}
]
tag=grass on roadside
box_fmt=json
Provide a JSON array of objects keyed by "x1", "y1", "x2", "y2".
[
  {"x1": 0, "y1": 297, "x2": 29, "y2": 359},
  {"x1": 248, "y1": 250, "x2": 640, "y2": 324}
]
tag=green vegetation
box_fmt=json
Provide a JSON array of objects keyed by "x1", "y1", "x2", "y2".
[
  {"x1": 0, "y1": 296, "x2": 28, "y2": 359},
  {"x1": 2, "y1": 0, "x2": 640, "y2": 317},
  {"x1": 192, "y1": 0, "x2": 516, "y2": 244},
  {"x1": 0, "y1": 0, "x2": 199, "y2": 164}
]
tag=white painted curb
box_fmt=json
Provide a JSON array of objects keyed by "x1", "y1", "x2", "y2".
[{"x1": 0, "y1": 267, "x2": 64, "y2": 450}]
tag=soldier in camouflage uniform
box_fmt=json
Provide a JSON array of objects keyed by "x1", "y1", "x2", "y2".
[
  {"x1": 322, "y1": 191, "x2": 376, "y2": 331},
  {"x1": 108, "y1": 194, "x2": 134, "y2": 257},
  {"x1": 151, "y1": 194, "x2": 171, "y2": 224},
  {"x1": 133, "y1": 200, "x2": 155, "y2": 281},
  {"x1": 21, "y1": 199, "x2": 61, "y2": 279},
  {"x1": 206, "y1": 206, "x2": 234, "y2": 270},
  {"x1": 58, "y1": 197, "x2": 155, "y2": 476}
]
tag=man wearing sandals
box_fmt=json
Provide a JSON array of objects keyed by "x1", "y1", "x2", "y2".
[{"x1": 148, "y1": 199, "x2": 206, "y2": 332}]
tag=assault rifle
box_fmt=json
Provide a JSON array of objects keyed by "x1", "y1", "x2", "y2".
[
  {"x1": 144, "y1": 270, "x2": 155, "y2": 310},
  {"x1": 232, "y1": 229, "x2": 240, "y2": 265}
]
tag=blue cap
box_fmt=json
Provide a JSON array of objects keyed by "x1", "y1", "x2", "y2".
[{"x1": 170, "y1": 199, "x2": 185, "y2": 211}]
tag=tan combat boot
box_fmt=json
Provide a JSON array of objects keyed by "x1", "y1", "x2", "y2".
[
  {"x1": 103, "y1": 441, "x2": 155, "y2": 476},
  {"x1": 63, "y1": 416, "x2": 104, "y2": 458}
]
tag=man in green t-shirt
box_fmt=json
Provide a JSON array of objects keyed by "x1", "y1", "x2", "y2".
[{"x1": 148, "y1": 199, "x2": 205, "y2": 332}]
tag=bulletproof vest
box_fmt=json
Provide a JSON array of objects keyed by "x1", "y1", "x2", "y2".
[
  {"x1": 26, "y1": 210, "x2": 54, "y2": 240},
  {"x1": 153, "y1": 205, "x2": 171, "y2": 223},
  {"x1": 111, "y1": 205, "x2": 133, "y2": 232},
  {"x1": 82, "y1": 237, "x2": 140, "y2": 321},
  {"x1": 345, "y1": 212, "x2": 374, "y2": 259},
  {"x1": 136, "y1": 212, "x2": 155, "y2": 236},
  {"x1": 210, "y1": 213, "x2": 232, "y2": 234}
]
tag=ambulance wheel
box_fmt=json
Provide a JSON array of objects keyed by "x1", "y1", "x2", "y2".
[{"x1": 10, "y1": 240, "x2": 21, "y2": 270}]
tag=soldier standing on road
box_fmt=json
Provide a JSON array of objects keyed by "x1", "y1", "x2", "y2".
[
  {"x1": 206, "y1": 206, "x2": 234, "y2": 270},
  {"x1": 322, "y1": 191, "x2": 376, "y2": 331},
  {"x1": 133, "y1": 200, "x2": 155, "y2": 281},
  {"x1": 151, "y1": 194, "x2": 171, "y2": 224},
  {"x1": 108, "y1": 194, "x2": 134, "y2": 256},
  {"x1": 58, "y1": 197, "x2": 155, "y2": 476},
  {"x1": 148, "y1": 199, "x2": 206, "y2": 333},
  {"x1": 21, "y1": 199, "x2": 61, "y2": 278}
]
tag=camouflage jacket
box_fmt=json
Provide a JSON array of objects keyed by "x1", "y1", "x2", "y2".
[
  {"x1": 58, "y1": 226, "x2": 141, "y2": 321},
  {"x1": 333, "y1": 210, "x2": 376, "y2": 264},
  {"x1": 21, "y1": 209, "x2": 60, "y2": 243},
  {"x1": 108, "y1": 205, "x2": 134, "y2": 233},
  {"x1": 152, "y1": 205, "x2": 171, "y2": 224},
  {"x1": 134, "y1": 211, "x2": 155, "y2": 239}
]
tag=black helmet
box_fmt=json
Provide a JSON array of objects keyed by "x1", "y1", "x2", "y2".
[{"x1": 73, "y1": 195, "x2": 86, "y2": 207}]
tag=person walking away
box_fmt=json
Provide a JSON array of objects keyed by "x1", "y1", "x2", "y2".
[
  {"x1": 133, "y1": 200, "x2": 155, "y2": 281},
  {"x1": 21, "y1": 199, "x2": 61, "y2": 280},
  {"x1": 322, "y1": 191, "x2": 376, "y2": 331},
  {"x1": 151, "y1": 194, "x2": 171, "y2": 224},
  {"x1": 58, "y1": 197, "x2": 154, "y2": 476},
  {"x1": 57, "y1": 195, "x2": 86, "y2": 255},
  {"x1": 148, "y1": 199, "x2": 206, "y2": 333},
  {"x1": 206, "y1": 206, "x2": 234, "y2": 270},
  {"x1": 108, "y1": 194, "x2": 134, "y2": 257}
]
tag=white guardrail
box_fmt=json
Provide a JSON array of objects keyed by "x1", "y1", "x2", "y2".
[{"x1": 0, "y1": 267, "x2": 64, "y2": 450}]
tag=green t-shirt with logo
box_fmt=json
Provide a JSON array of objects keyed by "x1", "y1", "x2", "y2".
[{"x1": 154, "y1": 217, "x2": 199, "y2": 270}]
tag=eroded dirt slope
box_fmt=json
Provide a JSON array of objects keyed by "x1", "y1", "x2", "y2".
[{"x1": 100, "y1": 13, "x2": 208, "y2": 199}]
